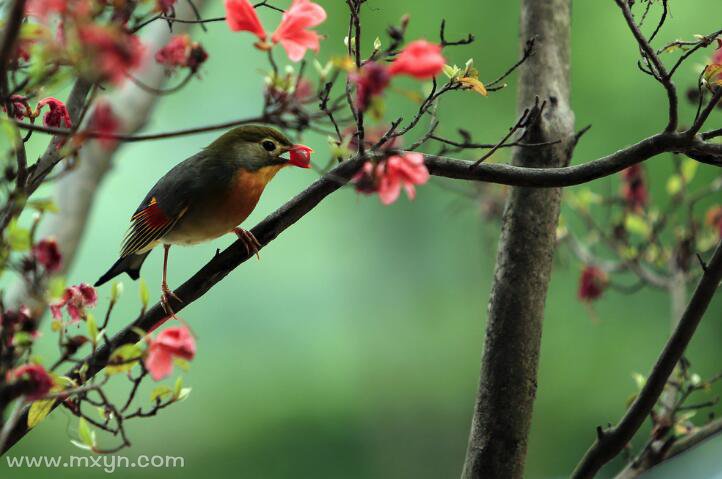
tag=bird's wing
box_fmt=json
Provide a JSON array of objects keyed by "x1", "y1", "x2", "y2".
[
  {"x1": 119, "y1": 196, "x2": 187, "y2": 257},
  {"x1": 119, "y1": 153, "x2": 210, "y2": 257}
]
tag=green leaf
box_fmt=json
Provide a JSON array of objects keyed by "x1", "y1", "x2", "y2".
[
  {"x1": 105, "y1": 344, "x2": 141, "y2": 375},
  {"x1": 6, "y1": 219, "x2": 30, "y2": 252},
  {"x1": 173, "y1": 357, "x2": 190, "y2": 372},
  {"x1": 12, "y1": 331, "x2": 34, "y2": 347},
  {"x1": 77, "y1": 417, "x2": 95, "y2": 447},
  {"x1": 173, "y1": 376, "x2": 184, "y2": 398},
  {"x1": 110, "y1": 281, "x2": 123, "y2": 302},
  {"x1": 138, "y1": 279, "x2": 149, "y2": 309},
  {"x1": 176, "y1": 387, "x2": 192, "y2": 402},
  {"x1": 86, "y1": 313, "x2": 98, "y2": 344},
  {"x1": 681, "y1": 158, "x2": 699, "y2": 183},
  {"x1": 625, "y1": 214, "x2": 651, "y2": 238},
  {"x1": 632, "y1": 372, "x2": 646, "y2": 390},
  {"x1": 27, "y1": 198, "x2": 59, "y2": 213},
  {"x1": 48, "y1": 276, "x2": 66, "y2": 299},
  {"x1": 150, "y1": 385, "x2": 173, "y2": 402},
  {"x1": 28, "y1": 399, "x2": 56, "y2": 428},
  {"x1": 666, "y1": 175, "x2": 682, "y2": 195},
  {"x1": 70, "y1": 439, "x2": 93, "y2": 451}
]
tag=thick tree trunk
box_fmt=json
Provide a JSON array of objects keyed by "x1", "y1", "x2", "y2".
[{"x1": 461, "y1": 1, "x2": 575, "y2": 478}]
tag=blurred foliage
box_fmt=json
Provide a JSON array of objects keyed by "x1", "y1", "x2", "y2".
[{"x1": 3, "y1": 0, "x2": 722, "y2": 478}]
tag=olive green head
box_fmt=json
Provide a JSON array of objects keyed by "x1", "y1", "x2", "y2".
[{"x1": 205, "y1": 125, "x2": 310, "y2": 170}]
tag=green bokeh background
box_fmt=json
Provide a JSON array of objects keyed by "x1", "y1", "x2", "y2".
[{"x1": 3, "y1": 1, "x2": 722, "y2": 478}]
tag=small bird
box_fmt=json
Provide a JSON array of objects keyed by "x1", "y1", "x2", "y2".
[{"x1": 95, "y1": 125, "x2": 312, "y2": 310}]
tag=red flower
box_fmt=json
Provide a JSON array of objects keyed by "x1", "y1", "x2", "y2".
[
  {"x1": 353, "y1": 152, "x2": 430, "y2": 205},
  {"x1": 706, "y1": 205, "x2": 722, "y2": 238},
  {"x1": 32, "y1": 238, "x2": 62, "y2": 273},
  {"x1": 77, "y1": 25, "x2": 144, "y2": 85},
  {"x1": 621, "y1": 164, "x2": 647, "y2": 211},
  {"x1": 25, "y1": 0, "x2": 67, "y2": 19},
  {"x1": 2, "y1": 95, "x2": 32, "y2": 120},
  {"x1": 271, "y1": 0, "x2": 326, "y2": 62},
  {"x1": 156, "y1": 0, "x2": 176, "y2": 14},
  {"x1": 155, "y1": 35, "x2": 208, "y2": 73},
  {"x1": 388, "y1": 40, "x2": 446, "y2": 79},
  {"x1": 36, "y1": 97, "x2": 72, "y2": 129},
  {"x1": 351, "y1": 61, "x2": 391, "y2": 111},
  {"x1": 145, "y1": 326, "x2": 196, "y2": 380},
  {"x1": 8, "y1": 364, "x2": 54, "y2": 401},
  {"x1": 87, "y1": 101, "x2": 121, "y2": 149},
  {"x1": 578, "y1": 266, "x2": 607, "y2": 302},
  {"x1": 50, "y1": 283, "x2": 97, "y2": 322},
  {"x1": 225, "y1": 0, "x2": 266, "y2": 41}
]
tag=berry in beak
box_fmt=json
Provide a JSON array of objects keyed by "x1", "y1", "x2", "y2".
[{"x1": 287, "y1": 144, "x2": 313, "y2": 168}]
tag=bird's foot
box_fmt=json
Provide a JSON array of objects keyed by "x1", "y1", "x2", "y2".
[
  {"x1": 233, "y1": 227, "x2": 261, "y2": 260},
  {"x1": 160, "y1": 282, "x2": 182, "y2": 317}
]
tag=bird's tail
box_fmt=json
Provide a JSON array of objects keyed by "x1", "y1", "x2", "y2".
[{"x1": 94, "y1": 252, "x2": 150, "y2": 287}]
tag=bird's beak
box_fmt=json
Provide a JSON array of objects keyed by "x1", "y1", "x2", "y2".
[{"x1": 286, "y1": 144, "x2": 313, "y2": 168}]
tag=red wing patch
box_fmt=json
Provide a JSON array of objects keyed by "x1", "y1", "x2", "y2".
[{"x1": 131, "y1": 197, "x2": 169, "y2": 229}]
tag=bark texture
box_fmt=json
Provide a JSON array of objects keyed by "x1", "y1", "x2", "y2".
[{"x1": 461, "y1": 1, "x2": 575, "y2": 477}]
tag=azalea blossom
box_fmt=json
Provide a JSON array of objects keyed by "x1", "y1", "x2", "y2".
[
  {"x1": 87, "y1": 101, "x2": 121, "y2": 149},
  {"x1": 77, "y1": 25, "x2": 144, "y2": 85},
  {"x1": 8, "y1": 364, "x2": 54, "y2": 401},
  {"x1": 351, "y1": 61, "x2": 391, "y2": 111},
  {"x1": 706, "y1": 205, "x2": 722, "y2": 238},
  {"x1": 225, "y1": 0, "x2": 326, "y2": 62},
  {"x1": 388, "y1": 40, "x2": 446, "y2": 79},
  {"x1": 50, "y1": 283, "x2": 97, "y2": 321},
  {"x1": 155, "y1": 35, "x2": 208, "y2": 73},
  {"x1": 621, "y1": 164, "x2": 647, "y2": 211},
  {"x1": 225, "y1": 0, "x2": 267, "y2": 41},
  {"x1": 32, "y1": 238, "x2": 62, "y2": 273},
  {"x1": 578, "y1": 266, "x2": 607, "y2": 302},
  {"x1": 271, "y1": 0, "x2": 327, "y2": 62},
  {"x1": 145, "y1": 326, "x2": 196, "y2": 381},
  {"x1": 36, "y1": 97, "x2": 72, "y2": 129},
  {"x1": 353, "y1": 152, "x2": 430, "y2": 205}
]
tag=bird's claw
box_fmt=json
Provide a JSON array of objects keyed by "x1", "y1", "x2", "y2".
[
  {"x1": 234, "y1": 228, "x2": 261, "y2": 260},
  {"x1": 160, "y1": 283, "x2": 182, "y2": 317}
]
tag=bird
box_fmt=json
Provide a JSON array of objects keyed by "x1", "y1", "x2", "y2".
[{"x1": 94, "y1": 125, "x2": 313, "y2": 311}]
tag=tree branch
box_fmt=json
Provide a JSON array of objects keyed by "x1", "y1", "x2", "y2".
[{"x1": 571, "y1": 239, "x2": 722, "y2": 478}]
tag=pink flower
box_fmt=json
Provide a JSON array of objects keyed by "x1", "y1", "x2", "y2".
[
  {"x1": 353, "y1": 152, "x2": 430, "y2": 205},
  {"x1": 706, "y1": 206, "x2": 722, "y2": 239},
  {"x1": 578, "y1": 266, "x2": 607, "y2": 302},
  {"x1": 621, "y1": 164, "x2": 647, "y2": 211},
  {"x1": 225, "y1": 0, "x2": 267, "y2": 41},
  {"x1": 36, "y1": 97, "x2": 72, "y2": 129},
  {"x1": 77, "y1": 25, "x2": 144, "y2": 85},
  {"x1": 271, "y1": 0, "x2": 326, "y2": 62},
  {"x1": 87, "y1": 101, "x2": 120, "y2": 149},
  {"x1": 712, "y1": 39, "x2": 722, "y2": 66},
  {"x1": 8, "y1": 364, "x2": 54, "y2": 401},
  {"x1": 351, "y1": 61, "x2": 391, "y2": 111},
  {"x1": 32, "y1": 238, "x2": 62, "y2": 273},
  {"x1": 145, "y1": 326, "x2": 196, "y2": 381},
  {"x1": 155, "y1": 35, "x2": 208, "y2": 73},
  {"x1": 388, "y1": 40, "x2": 446, "y2": 79},
  {"x1": 50, "y1": 283, "x2": 97, "y2": 321}
]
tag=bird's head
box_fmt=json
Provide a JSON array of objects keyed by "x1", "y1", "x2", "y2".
[{"x1": 206, "y1": 125, "x2": 313, "y2": 170}]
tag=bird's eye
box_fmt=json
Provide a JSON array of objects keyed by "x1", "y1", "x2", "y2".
[{"x1": 262, "y1": 140, "x2": 276, "y2": 152}]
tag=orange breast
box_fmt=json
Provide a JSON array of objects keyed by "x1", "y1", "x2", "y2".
[{"x1": 165, "y1": 165, "x2": 284, "y2": 245}]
